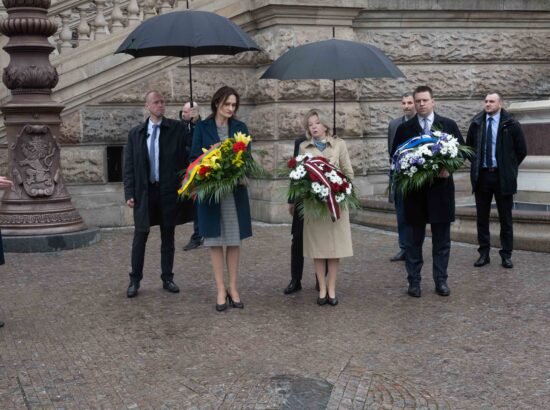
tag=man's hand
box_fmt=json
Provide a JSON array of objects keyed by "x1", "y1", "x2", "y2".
[
  {"x1": 288, "y1": 204, "x2": 294, "y2": 216},
  {"x1": 438, "y1": 168, "x2": 450, "y2": 178},
  {"x1": 126, "y1": 198, "x2": 135, "y2": 208},
  {"x1": 0, "y1": 176, "x2": 13, "y2": 189}
]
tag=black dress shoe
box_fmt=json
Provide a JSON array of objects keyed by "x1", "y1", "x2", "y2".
[
  {"x1": 327, "y1": 296, "x2": 339, "y2": 306},
  {"x1": 227, "y1": 293, "x2": 244, "y2": 309},
  {"x1": 474, "y1": 255, "x2": 490, "y2": 267},
  {"x1": 162, "y1": 280, "x2": 180, "y2": 293},
  {"x1": 317, "y1": 294, "x2": 328, "y2": 305},
  {"x1": 127, "y1": 281, "x2": 140, "y2": 298},
  {"x1": 183, "y1": 237, "x2": 202, "y2": 251},
  {"x1": 284, "y1": 280, "x2": 302, "y2": 294},
  {"x1": 435, "y1": 282, "x2": 451, "y2": 296},
  {"x1": 0, "y1": 320, "x2": 4, "y2": 328},
  {"x1": 407, "y1": 284, "x2": 421, "y2": 298},
  {"x1": 501, "y1": 258, "x2": 513, "y2": 269},
  {"x1": 390, "y1": 250, "x2": 406, "y2": 262}
]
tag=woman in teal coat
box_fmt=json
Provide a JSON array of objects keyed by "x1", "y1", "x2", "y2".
[{"x1": 190, "y1": 86, "x2": 252, "y2": 311}]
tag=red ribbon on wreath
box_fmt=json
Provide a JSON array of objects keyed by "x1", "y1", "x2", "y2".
[{"x1": 303, "y1": 156, "x2": 340, "y2": 222}]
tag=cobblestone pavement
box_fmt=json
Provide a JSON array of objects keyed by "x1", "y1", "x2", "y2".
[{"x1": 0, "y1": 223, "x2": 549, "y2": 409}]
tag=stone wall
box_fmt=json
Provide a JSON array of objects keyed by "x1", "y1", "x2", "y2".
[{"x1": 17, "y1": 0, "x2": 550, "y2": 226}]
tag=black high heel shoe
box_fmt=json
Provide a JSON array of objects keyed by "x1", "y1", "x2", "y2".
[
  {"x1": 327, "y1": 295, "x2": 338, "y2": 306},
  {"x1": 216, "y1": 293, "x2": 228, "y2": 312},
  {"x1": 227, "y1": 292, "x2": 244, "y2": 309},
  {"x1": 317, "y1": 293, "x2": 328, "y2": 306}
]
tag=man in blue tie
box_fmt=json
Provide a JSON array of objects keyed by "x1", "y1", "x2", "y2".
[
  {"x1": 466, "y1": 92, "x2": 527, "y2": 269},
  {"x1": 124, "y1": 91, "x2": 193, "y2": 298},
  {"x1": 391, "y1": 86, "x2": 464, "y2": 298}
]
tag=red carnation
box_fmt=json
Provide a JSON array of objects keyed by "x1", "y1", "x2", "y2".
[
  {"x1": 309, "y1": 172, "x2": 319, "y2": 182},
  {"x1": 233, "y1": 141, "x2": 247, "y2": 153},
  {"x1": 198, "y1": 165, "x2": 211, "y2": 177},
  {"x1": 287, "y1": 158, "x2": 297, "y2": 168}
]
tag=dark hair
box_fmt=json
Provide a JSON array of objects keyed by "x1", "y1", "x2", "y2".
[
  {"x1": 209, "y1": 86, "x2": 240, "y2": 118},
  {"x1": 401, "y1": 92, "x2": 413, "y2": 99},
  {"x1": 485, "y1": 91, "x2": 504, "y2": 102},
  {"x1": 413, "y1": 85, "x2": 433, "y2": 99}
]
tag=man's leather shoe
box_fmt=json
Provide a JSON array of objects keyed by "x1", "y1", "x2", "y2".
[
  {"x1": 390, "y1": 250, "x2": 406, "y2": 262},
  {"x1": 284, "y1": 280, "x2": 302, "y2": 294},
  {"x1": 127, "y1": 281, "x2": 140, "y2": 298},
  {"x1": 0, "y1": 320, "x2": 4, "y2": 328},
  {"x1": 163, "y1": 280, "x2": 180, "y2": 293},
  {"x1": 474, "y1": 255, "x2": 490, "y2": 267},
  {"x1": 435, "y1": 282, "x2": 451, "y2": 296},
  {"x1": 407, "y1": 284, "x2": 421, "y2": 298},
  {"x1": 183, "y1": 238, "x2": 202, "y2": 251},
  {"x1": 501, "y1": 258, "x2": 513, "y2": 269}
]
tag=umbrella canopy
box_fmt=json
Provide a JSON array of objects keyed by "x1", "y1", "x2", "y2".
[
  {"x1": 115, "y1": 10, "x2": 261, "y2": 58},
  {"x1": 261, "y1": 39, "x2": 405, "y2": 134},
  {"x1": 115, "y1": 10, "x2": 262, "y2": 102}
]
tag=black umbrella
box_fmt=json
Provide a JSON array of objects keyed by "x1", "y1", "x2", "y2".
[
  {"x1": 115, "y1": 9, "x2": 262, "y2": 102},
  {"x1": 261, "y1": 37, "x2": 405, "y2": 135}
]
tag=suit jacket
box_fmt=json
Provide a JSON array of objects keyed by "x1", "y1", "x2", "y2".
[
  {"x1": 388, "y1": 115, "x2": 408, "y2": 155},
  {"x1": 190, "y1": 117, "x2": 252, "y2": 240},
  {"x1": 391, "y1": 113, "x2": 464, "y2": 225},
  {"x1": 466, "y1": 109, "x2": 527, "y2": 195},
  {"x1": 289, "y1": 135, "x2": 307, "y2": 235},
  {"x1": 123, "y1": 117, "x2": 193, "y2": 232}
]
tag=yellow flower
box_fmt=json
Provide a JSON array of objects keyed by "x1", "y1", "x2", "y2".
[
  {"x1": 202, "y1": 148, "x2": 222, "y2": 169},
  {"x1": 233, "y1": 131, "x2": 252, "y2": 146},
  {"x1": 232, "y1": 150, "x2": 244, "y2": 168}
]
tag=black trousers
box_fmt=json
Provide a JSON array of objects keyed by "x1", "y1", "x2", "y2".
[
  {"x1": 130, "y1": 183, "x2": 175, "y2": 283},
  {"x1": 405, "y1": 222, "x2": 451, "y2": 286},
  {"x1": 475, "y1": 169, "x2": 513, "y2": 259},
  {"x1": 290, "y1": 209, "x2": 304, "y2": 282}
]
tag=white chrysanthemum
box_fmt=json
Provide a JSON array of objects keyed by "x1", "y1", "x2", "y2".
[
  {"x1": 295, "y1": 154, "x2": 304, "y2": 162},
  {"x1": 346, "y1": 185, "x2": 352, "y2": 195},
  {"x1": 320, "y1": 187, "x2": 329, "y2": 198},
  {"x1": 335, "y1": 193, "x2": 346, "y2": 203},
  {"x1": 432, "y1": 131, "x2": 442, "y2": 137},
  {"x1": 410, "y1": 166, "x2": 418, "y2": 174},
  {"x1": 432, "y1": 164, "x2": 439, "y2": 170},
  {"x1": 311, "y1": 182, "x2": 322, "y2": 193}
]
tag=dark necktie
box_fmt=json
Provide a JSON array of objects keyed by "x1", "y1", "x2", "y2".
[
  {"x1": 149, "y1": 124, "x2": 159, "y2": 183},
  {"x1": 485, "y1": 117, "x2": 493, "y2": 168}
]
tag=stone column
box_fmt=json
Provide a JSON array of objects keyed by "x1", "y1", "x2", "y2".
[{"x1": 0, "y1": 0, "x2": 95, "y2": 247}]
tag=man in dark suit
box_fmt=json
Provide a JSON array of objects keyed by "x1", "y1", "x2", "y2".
[
  {"x1": 387, "y1": 92, "x2": 415, "y2": 262},
  {"x1": 179, "y1": 101, "x2": 203, "y2": 251},
  {"x1": 391, "y1": 85, "x2": 464, "y2": 298},
  {"x1": 124, "y1": 91, "x2": 193, "y2": 298},
  {"x1": 466, "y1": 92, "x2": 527, "y2": 269},
  {"x1": 284, "y1": 135, "x2": 307, "y2": 294}
]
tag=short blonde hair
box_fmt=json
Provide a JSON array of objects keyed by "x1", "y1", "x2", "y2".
[{"x1": 303, "y1": 109, "x2": 332, "y2": 139}]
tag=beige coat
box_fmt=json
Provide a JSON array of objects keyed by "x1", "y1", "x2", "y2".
[{"x1": 300, "y1": 135, "x2": 354, "y2": 259}]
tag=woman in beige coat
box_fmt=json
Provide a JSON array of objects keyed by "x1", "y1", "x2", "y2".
[{"x1": 299, "y1": 109, "x2": 354, "y2": 306}]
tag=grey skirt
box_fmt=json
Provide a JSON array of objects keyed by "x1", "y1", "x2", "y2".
[{"x1": 203, "y1": 195, "x2": 241, "y2": 247}]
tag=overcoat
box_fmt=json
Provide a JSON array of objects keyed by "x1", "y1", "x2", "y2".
[
  {"x1": 123, "y1": 117, "x2": 193, "y2": 232},
  {"x1": 300, "y1": 135, "x2": 353, "y2": 259},
  {"x1": 391, "y1": 113, "x2": 464, "y2": 225},
  {"x1": 466, "y1": 109, "x2": 527, "y2": 195},
  {"x1": 190, "y1": 117, "x2": 252, "y2": 240}
]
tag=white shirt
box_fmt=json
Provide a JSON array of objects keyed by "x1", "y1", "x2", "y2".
[
  {"x1": 418, "y1": 112, "x2": 435, "y2": 134},
  {"x1": 147, "y1": 119, "x2": 162, "y2": 182}
]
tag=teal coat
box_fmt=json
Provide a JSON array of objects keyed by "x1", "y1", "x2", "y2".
[{"x1": 190, "y1": 117, "x2": 252, "y2": 240}]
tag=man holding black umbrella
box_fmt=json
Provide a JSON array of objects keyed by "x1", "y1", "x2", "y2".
[{"x1": 179, "y1": 101, "x2": 203, "y2": 251}]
